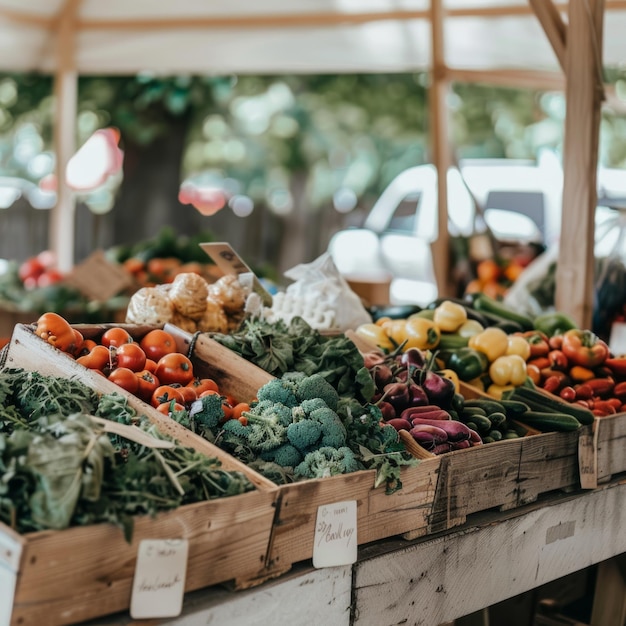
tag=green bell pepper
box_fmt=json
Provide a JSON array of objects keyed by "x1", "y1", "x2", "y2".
[{"x1": 445, "y1": 347, "x2": 489, "y2": 382}]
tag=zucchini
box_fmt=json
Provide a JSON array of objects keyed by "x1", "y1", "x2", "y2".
[
  {"x1": 462, "y1": 406, "x2": 488, "y2": 417},
  {"x1": 462, "y1": 412, "x2": 492, "y2": 434},
  {"x1": 471, "y1": 294, "x2": 534, "y2": 331},
  {"x1": 437, "y1": 333, "x2": 470, "y2": 350},
  {"x1": 488, "y1": 429, "x2": 503, "y2": 441},
  {"x1": 517, "y1": 411, "x2": 581, "y2": 432},
  {"x1": 509, "y1": 386, "x2": 594, "y2": 425},
  {"x1": 463, "y1": 398, "x2": 506, "y2": 415},
  {"x1": 487, "y1": 411, "x2": 507, "y2": 430},
  {"x1": 499, "y1": 399, "x2": 531, "y2": 417}
]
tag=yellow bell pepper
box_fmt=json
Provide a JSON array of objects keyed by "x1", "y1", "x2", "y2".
[
  {"x1": 433, "y1": 300, "x2": 468, "y2": 333},
  {"x1": 380, "y1": 319, "x2": 407, "y2": 347},
  {"x1": 403, "y1": 317, "x2": 441, "y2": 351},
  {"x1": 488, "y1": 354, "x2": 528, "y2": 386},
  {"x1": 486, "y1": 383, "x2": 515, "y2": 400},
  {"x1": 468, "y1": 327, "x2": 509, "y2": 362},
  {"x1": 354, "y1": 323, "x2": 395, "y2": 352},
  {"x1": 457, "y1": 319, "x2": 484, "y2": 338},
  {"x1": 505, "y1": 335, "x2": 532, "y2": 361}
]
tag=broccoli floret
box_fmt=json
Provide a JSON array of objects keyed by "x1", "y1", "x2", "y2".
[
  {"x1": 221, "y1": 418, "x2": 249, "y2": 438},
  {"x1": 309, "y1": 406, "x2": 347, "y2": 449},
  {"x1": 295, "y1": 374, "x2": 339, "y2": 411},
  {"x1": 256, "y1": 378, "x2": 299, "y2": 408},
  {"x1": 252, "y1": 400, "x2": 293, "y2": 427},
  {"x1": 282, "y1": 371, "x2": 307, "y2": 385},
  {"x1": 294, "y1": 446, "x2": 359, "y2": 479},
  {"x1": 380, "y1": 423, "x2": 400, "y2": 447},
  {"x1": 188, "y1": 393, "x2": 224, "y2": 430},
  {"x1": 260, "y1": 442, "x2": 303, "y2": 468},
  {"x1": 287, "y1": 419, "x2": 323, "y2": 451}
]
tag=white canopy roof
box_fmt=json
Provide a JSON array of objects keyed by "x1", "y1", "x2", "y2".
[{"x1": 0, "y1": 0, "x2": 624, "y2": 76}]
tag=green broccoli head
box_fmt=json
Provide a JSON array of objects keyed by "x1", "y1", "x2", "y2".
[
  {"x1": 295, "y1": 374, "x2": 339, "y2": 411},
  {"x1": 310, "y1": 406, "x2": 347, "y2": 449},
  {"x1": 260, "y1": 443, "x2": 303, "y2": 468},
  {"x1": 286, "y1": 419, "x2": 323, "y2": 452},
  {"x1": 189, "y1": 392, "x2": 224, "y2": 430},
  {"x1": 251, "y1": 400, "x2": 293, "y2": 427},
  {"x1": 294, "y1": 446, "x2": 360, "y2": 479},
  {"x1": 380, "y1": 423, "x2": 400, "y2": 447},
  {"x1": 256, "y1": 378, "x2": 299, "y2": 408}
]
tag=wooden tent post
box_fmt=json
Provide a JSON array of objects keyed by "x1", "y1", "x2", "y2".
[
  {"x1": 555, "y1": 0, "x2": 605, "y2": 327},
  {"x1": 50, "y1": 0, "x2": 81, "y2": 273},
  {"x1": 429, "y1": 0, "x2": 453, "y2": 298}
]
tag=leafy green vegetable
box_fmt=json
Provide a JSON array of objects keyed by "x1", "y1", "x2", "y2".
[{"x1": 0, "y1": 367, "x2": 255, "y2": 538}]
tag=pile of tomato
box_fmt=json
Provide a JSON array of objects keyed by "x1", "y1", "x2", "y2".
[{"x1": 33, "y1": 312, "x2": 249, "y2": 421}]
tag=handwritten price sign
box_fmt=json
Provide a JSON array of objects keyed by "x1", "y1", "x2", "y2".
[
  {"x1": 313, "y1": 500, "x2": 357, "y2": 568},
  {"x1": 130, "y1": 539, "x2": 188, "y2": 618}
]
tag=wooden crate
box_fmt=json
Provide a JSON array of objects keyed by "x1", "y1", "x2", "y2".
[
  {"x1": 424, "y1": 383, "x2": 585, "y2": 530},
  {"x1": 589, "y1": 411, "x2": 626, "y2": 485},
  {"x1": 1, "y1": 323, "x2": 280, "y2": 626},
  {"x1": 164, "y1": 325, "x2": 446, "y2": 570}
]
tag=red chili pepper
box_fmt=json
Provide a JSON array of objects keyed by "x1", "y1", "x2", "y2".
[
  {"x1": 543, "y1": 375, "x2": 563, "y2": 394},
  {"x1": 583, "y1": 377, "x2": 615, "y2": 398},
  {"x1": 604, "y1": 397, "x2": 623, "y2": 411},
  {"x1": 559, "y1": 386, "x2": 577, "y2": 402},
  {"x1": 528, "y1": 356, "x2": 551, "y2": 370},
  {"x1": 574, "y1": 383, "x2": 594, "y2": 400},
  {"x1": 614, "y1": 381, "x2": 626, "y2": 400},
  {"x1": 561, "y1": 329, "x2": 609, "y2": 368},
  {"x1": 548, "y1": 349, "x2": 569, "y2": 371},
  {"x1": 591, "y1": 400, "x2": 617, "y2": 415},
  {"x1": 604, "y1": 357, "x2": 626, "y2": 379},
  {"x1": 592, "y1": 409, "x2": 611, "y2": 417}
]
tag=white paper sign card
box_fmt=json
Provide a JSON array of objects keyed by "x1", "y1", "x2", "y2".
[
  {"x1": 313, "y1": 500, "x2": 358, "y2": 568},
  {"x1": 130, "y1": 538, "x2": 189, "y2": 619},
  {"x1": 0, "y1": 567, "x2": 17, "y2": 625}
]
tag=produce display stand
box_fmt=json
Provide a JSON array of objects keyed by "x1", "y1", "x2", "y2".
[
  {"x1": 83, "y1": 474, "x2": 626, "y2": 626},
  {"x1": 0, "y1": 323, "x2": 280, "y2": 626}
]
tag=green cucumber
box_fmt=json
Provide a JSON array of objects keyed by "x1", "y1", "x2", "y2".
[
  {"x1": 488, "y1": 429, "x2": 503, "y2": 441},
  {"x1": 462, "y1": 406, "x2": 488, "y2": 417},
  {"x1": 499, "y1": 399, "x2": 531, "y2": 417},
  {"x1": 437, "y1": 333, "x2": 470, "y2": 350},
  {"x1": 471, "y1": 294, "x2": 534, "y2": 331},
  {"x1": 509, "y1": 386, "x2": 594, "y2": 426},
  {"x1": 463, "y1": 398, "x2": 506, "y2": 415},
  {"x1": 487, "y1": 411, "x2": 507, "y2": 430},
  {"x1": 516, "y1": 411, "x2": 581, "y2": 432},
  {"x1": 462, "y1": 412, "x2": 492, "y2": 434}
]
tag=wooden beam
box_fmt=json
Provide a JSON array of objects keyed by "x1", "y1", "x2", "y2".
[
  {"x1": 429, "y1": 0, "x2": 453, "y2": 299},
  {"x1": 447, "y1": 67, "x2": 565, "y2": 91},
  {"x1": 556, "y1": 0, "x2": 605, "y2": 328},
  {"x1": 528, "y1": 0, "x2": 567, "y2": 72},
  {"x1": 50, "y1": 0, "x2": 81, "y2": 272}
]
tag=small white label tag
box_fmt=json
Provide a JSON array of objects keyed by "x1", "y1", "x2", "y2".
[
  {"x1": 0, "y1": 566, "x2": 17, "y2": 625},
  {"x1": 199, "y1": 242, "x2": 273, "y2": 306},
  {"x1": 130, "y1": 539, "x2": 188, "y2": 619},
  {"x1": 313, "y1": 500, "x2": 358, "y2": 568},
  {"x1": 578, "y1": 424, "x2": 598, "y2": 490}
]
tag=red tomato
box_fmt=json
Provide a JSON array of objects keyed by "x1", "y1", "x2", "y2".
[
  {"x1": 108, "y1": 367, "x2": 140, "y2": 394},
  {"x1": 156, "y1": 401, "x2": 185, "y2": 415},
  {"x1": 18, "y1": 257, "x2": 45, "y2": 283},
  {"x1": 101, "y1": 327, "x2": 133, "y2": 348},
  {"x1": 135, "y1": 370, "x2": 160, "y2": 402},
  {"x1": 77, "y1": 345, "x2": 113, "y2": 371},
  {"x1": 139, "y1": 329, "x2": 178, "y2": 362},
  {"x1": 74, "y1": 338, "x2": 98, "y2": 358},
  {"x1": 36, "y1": 269, "x2": 64, "y2": 288},
  {"x1": 114, "y1": 342, "x2": 147, "y2": 372},
  {"x1": 144, "y1": 358, "x2": 158, "y2": 373},
  {"x1": 176, "y1": 385, "x2": 198, "y2": 406},
  {"x1": 151, "y1": 385, "x2": 185, "y2": 408},
  {"x1": 187, "y1": 377, "x2": 219, "y2": 395},
  {"x1": 155, "y1": 353, "x2": 194, "y2": 386}
]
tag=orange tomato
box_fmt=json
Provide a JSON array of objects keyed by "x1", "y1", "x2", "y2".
[
  {"x1": 139, "y1": 329, "x2": 178, "y2": 362},
  {"x1": 77, "y1": 345, "x2": 113, "y2": 372},
  {"x1": 108, "y1": 367, "x2": 140, "y2": 395},
  {"x1": 101, "y1": 327, "x2": 133, "y2": 348},
  {"x1": 156, "y1": 401, "x2": 185, "y2": 415},
  {"x1": 187, "y1": 377, "x2": 220, "y2": 395},
  {"x1": 155, "y1": 353, "x2": 194, "y2": 386},
  {"x1": 151, "y1": 385, "x2": 185, "y2": 408},
  {"x1": 476, "y1": 259, "x2": 501, "y2": 284}
]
